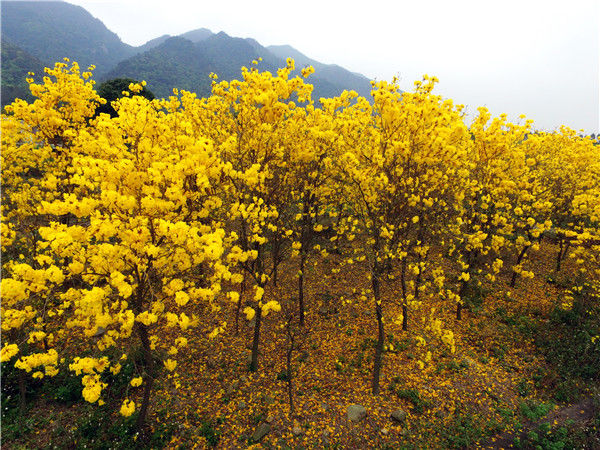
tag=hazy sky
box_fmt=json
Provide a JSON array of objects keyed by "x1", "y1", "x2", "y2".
[{"x1": 64, "y1": 0, "x2": 599, "y2": 133}]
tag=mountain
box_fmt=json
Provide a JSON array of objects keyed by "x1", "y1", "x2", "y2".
[
  {"x1": 104, "y1": 32, "x2": 281, "y2": 99},
  {"x1": 103, "y1": 37, "x2": 214, "y2": 99},
  {"x1": 106, "y1": 31, "x2": 371, "y2": 101},
  {"x1": 1, "y1": 40, "x2": 45, "y2": 105},
  {"x1": 1, "y1": 1, "x2": 136, "y2": 75},
  {"x1": 1, "y1": 1, "x2": 375, "y2": 106},
  {"x1": 268, "y1": 45, "x2": 373, "y2": 98},
  {"x1": 179, "y1": 28, "x2": 213, "y2": 43},
  {"x1": 136, "y1": 34, "x2": 172, "y2": 53}
]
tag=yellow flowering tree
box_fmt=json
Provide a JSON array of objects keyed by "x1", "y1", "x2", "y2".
[
  {"x1": 187, "y1": 59, "x2": 314, "y2": 370},
  {"x1": 1, "y1": 59, "x2": 104, "y2": 413},
  {"x1": 2, "y1": 73, "x2": 231, "y2": 432},
  {"x1": 531, "y1": 128, "x2": 600, "y2": 273},
  {"x1": 285, "y1": 98, "x2": 339, "y2": 327},
  {"x1": 331, "y1": 76, "x2": 468, "y2": 394}
]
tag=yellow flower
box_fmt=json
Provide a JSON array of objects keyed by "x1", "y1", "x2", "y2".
[
  {"x1": 0, "y1": 344, "x2": 19, "y2": 362},
  {"x1": 243, "y1": 307, "x2": 255, "y2": 321},
  {"x1": 164, "y1": 359, "x2": 177, "y2": 372},
  {"x1": 120, "y1": 399, "x2": 136, "y2": 417}
]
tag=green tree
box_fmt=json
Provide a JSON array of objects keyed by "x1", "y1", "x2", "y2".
[{"x1": 95, "y1": 78, "x2": 155, "y2": 117}]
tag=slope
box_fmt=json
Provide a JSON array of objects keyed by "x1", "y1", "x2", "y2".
[{"x1": 1, "y1": 1, "x2": 135, "y2": 76}]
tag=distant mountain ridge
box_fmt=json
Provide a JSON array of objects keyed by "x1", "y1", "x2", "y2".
[
  {"x1": 1, "y1": 1, "x2": 374, "y2": 106},
  {"x1": 1, "y1": 1, "x2": 136, "y2": 76}
]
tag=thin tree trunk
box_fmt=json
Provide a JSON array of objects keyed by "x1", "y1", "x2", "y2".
[
  {"x1": 235, "y1": 273, "x2": 246, "y2": 334},
  {"x1": 272, "y1": 240, "x2": 280, "y2": 286},
  {"x1": 553, "y1": 239, "x2": 571, "y2": 275},
  {"x1": 286, "y1": 316, "x2": 295, "y2": 415},
  {"x1": 298, "y1": 250, "x2": 306, "y2": 327},
  {"x1": 456, "y1": 279, "x2": 468, "y2": 321},
  {"x1": 18, "y1": 369, "x2": 27, "y2": 419},
  {"x1": 250, "y1": 305, "x2": 262, "y2": 372},
  {"x1": 372, "y1": 270, "x2": 385, "y2": 395},
  {"x1": 298, "y1": 191, "x2": 312, "y2": 327},
  {"x1": 136, "y1": 323, "x2": 155, "y2": 434},
  {"x1": 400, "y1": 258, "x2": 408, "y2": 331},
  {"x1": 510, "y1": 245, "x2": 530, "y2": 288},
  {"x1": 555, "y1": 238, "x2": 564, "y2": 273},
  {"x1": 562, "y1": 241, "x2": 570, "y2": 264}
]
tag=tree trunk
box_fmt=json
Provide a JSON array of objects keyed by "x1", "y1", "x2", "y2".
[
  {"x1": 136, "y1": 323, "x2": 155, "y2": 434},
  {"x1": 400, "y1": 259, "x2": 408, "y2": 331},
  {"x1": 510, "y1": 245, "x2": 530, "y2": 288},
  {"x1": 286, "y1": 318, "x2": 295, "y2": 416},
  {"x1": 298, "y1": 191, "x2": 312, "y2": 327},
  {"x1": 235, "y1": 273, "x2": 246, "y2": 334},
  {"x1": 562, "y1": 241, "x2": 570, "y2": 262},
  {"x1": 556, "y1": 239, "x2": 570, "y2": 273},
  {"x1": 298, "y1": 250, "x2": 307, "y2": 327},
  {"x1": 371, "y1": 270, "x2": 385, "y2": 395},
  {"x1": 555, "y1": 238, "x2": 563, "y2": 273},
  {"x1": 250, "y1": 305, "x2": 262, "y2": 372},
  {"x1": 18, "y1": 369, "x2": 27, "y2": 419},
  {"x1": 272, "y1": 239, "x2": 280, "y2": 286},
  {"x1": 456, "y1": 279, "x2": 468, "y2": 320}
]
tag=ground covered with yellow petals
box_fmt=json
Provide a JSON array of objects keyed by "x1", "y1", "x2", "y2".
[{"x1": 4, "y1": 240, "x2": 598, "y2": 449}]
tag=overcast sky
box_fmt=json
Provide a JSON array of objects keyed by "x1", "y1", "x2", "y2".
[{"x1": 64, "y1": 0, "x2": 599, "y2": 133}]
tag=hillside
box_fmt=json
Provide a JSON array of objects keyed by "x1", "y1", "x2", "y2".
[
  {"x1": 1, "y1": 40, "x2": 45, "y2": 105},
  {"x1": 106, "y1": 31, "x2": 368, "y2": 101},
  {"x1": 1, "y1": 1, "x2": 135, "y2": 76},
  {"x1": 1, "y1": 2, "x2": 376, "y2": 105},
  {"x1": 179, "y1": 28, "x2": 213, "y2": 43},
  {"x1": 268, "y1": 44, "x2": 373, "y2": 98},
  {"x1": 103, "y1": 37, "x2": 214, "y2": 99}
]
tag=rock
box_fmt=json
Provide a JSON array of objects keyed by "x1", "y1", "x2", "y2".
[
  {"x1": 347, "y1": 404, "x2": 367, "y2": 422},
  {"x1": 292, "y1": 420, "x2": 302, "y2": 436},
  {"x1": 251, "y1": 423, "x2": 271, "y2": 442},
  {"x1": 266, "y1": 414, "x2": 275, "y2": 423},
  {"x1": 462, "y1": 357, "x2": 477, "y2": 368},
  {"x1": 226, "y1": 380, "x2": 239, "y2": 396},
  {"x1": 391, "y1": 409, "x2": 407, "y2": 423},
  {"x1": 381, "y1": 428, "x2": 389, "y2": 435},
  {"x1": 246, "y1": 353, "x2": 253, "y2": 364}
]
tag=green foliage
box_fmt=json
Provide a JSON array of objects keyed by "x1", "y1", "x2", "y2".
[
  {"x1": 514, "y1": 418, "x2": 600, "y2": 450},
  {"x1": 276, "y1": 370, "x2": 289, "y2": 381},
  {"x1": 1, "y1": 40, "x2": 45, "y2": 107},
  {"x1": 442, "y1": 412, "x2": 483, "y2": 449},
  {"x1": 95, "y1": 78, "x2": 155, "y2": 117},
  {"x1": 389, "y1": 379, "x2": 430, "y2": 414},
  {"x1": 461, "y1": 280, "x2": 489, "y2": 311},
  {"x1": 198, "y1": 419, "x2": 221, "y2": 447},
  {"x1": 536, "y1": 288, "x2": 600, "y2": 382},
  {"x1": 435, "y1": 358, "x2": 469, "y2": 374},
  {"x1": 518, "y1": 399, "x2": 554, "y2": 421}
]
